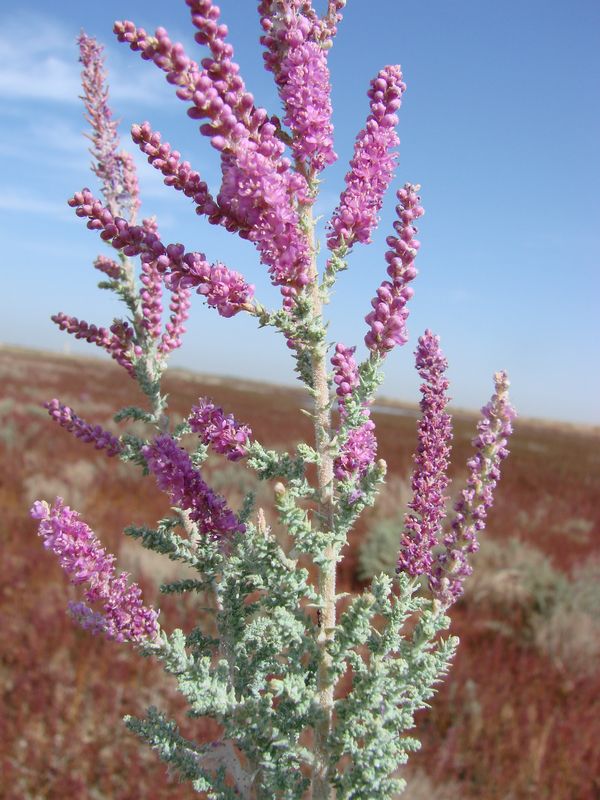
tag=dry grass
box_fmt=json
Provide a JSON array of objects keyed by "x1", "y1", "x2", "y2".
[{"x1": 399, "y1": 770, "x2": 462, "y2": 800}]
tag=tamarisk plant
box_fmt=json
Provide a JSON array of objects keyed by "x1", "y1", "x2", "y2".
[{"x1": 31, "y1": 3, "x2": 516, "y2": 798}]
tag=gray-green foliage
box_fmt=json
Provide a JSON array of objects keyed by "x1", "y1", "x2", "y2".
[
  {"x1": 126, "y1": 507, "x2": 456, "y2": 798},
  {"x1": 128, "y1": 512, "x2": 321, "y2": 798},
  {"x1": 330, "y1": 575, "x2": 456, "y2": 799}
]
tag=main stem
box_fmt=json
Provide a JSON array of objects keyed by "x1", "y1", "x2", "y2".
[{"x1": 302, "y1": 202, "x2": 337, "y2": 799}]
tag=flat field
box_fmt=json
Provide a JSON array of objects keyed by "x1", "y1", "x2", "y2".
[{"x1": 1, "y1": 344, "x2": 598, "y2": 799}]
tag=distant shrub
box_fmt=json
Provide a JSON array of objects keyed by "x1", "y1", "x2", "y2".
[
  {"x1": 355, "y1": 478, "x2": 410, "y2": 581},
  {"x1": 22, "y1": 459, "x2": 100, "y2": 511},
  {"x1": 466, "y1": 537, "x2": 566, "y2": 624},
  {"x1": 534, "y1": 557, "x2": 600, "y2": 677},
  {"x1": 466, "y1": 537, "x2": 600, "y2": 676},
  {"x1": 516, "y1": 494, "x2": 595, "y2": 544},
  {"x1": 400, "y1": 770, "x2": 462, "y2": 800}
]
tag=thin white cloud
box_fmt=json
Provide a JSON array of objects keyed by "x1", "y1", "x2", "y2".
[
  {"x1": 0, "y1": 55, "x2": 81, "y2": 103},
  {"x1": 39, "y1": 119, "x2": 89, "y2": 154},
  {"x1": 0, "y1": 115, "x2": 88, "y2": 173},
  {"x1": 0, "y1": 11, "x2": 159, "y2": 106},
  {"x1": 0, "y1": 14, "x2": 80, "y2": 103},
  {"x1": 0, "y1": 191, "x2": 69, "y2": 219}
]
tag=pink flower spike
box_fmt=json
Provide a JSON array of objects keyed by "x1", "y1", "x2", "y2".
[
  {"x1": 331, "y1": 342, "x2": 377, "y2": 483},
  {"x1": 364, "y1": 183, "x2": 424, "y2": 357},
  {"x1": 334, "y1": 420, "x2": 377, "y2": 482},
  {"x1": 93, "y1": 254, "x2": 122, "y2": 279},
  {"x1": 45, "y1": 398, "x2": 122, "y2": 456},
  {"x1": 139, "y1": 260, "x2": 164, "y2": 340},
  {"x1": 331, "y1": 343, "x2": 360, "y2": 412},
  {"x1": 280, "y1": 39, "x2": 336, "y2": 172},
  {"x1": 131, "y1": 122, "x2": 219, "y2": 220},
  {"x1": 117, "y1": 150, "x2": 141, "y2": 223},
  {"x1": 51, "y1": 311, "x2": 136, "y2": 376},
  {"x1": 78, "y1": 32, "x2": 140, "y2": 221},
  {"x1": 115, "y1": 14, "x2": 280, "y2": 158},
  {"x1": 397, "y1": 331, "x2": 452, "y2": 578},
  {"x1": 430, "y1": 371, "x2": 516, "y2": 607},
  {"x1": 328, "y1": 65, "x2": 406, "y2": 252},
  {"x1": 31, "y1": 498, "x2": 159, "y2": 644},
  {"x1": 321, "y1": 0, "x2": 347, "y2": 43},
  {"x1": 216, "y1": 144, "x2": 311, "y2": 302},
  {"x1": 115, "y1": 10, "x2": 312, "y2": 308},
  {"x1": 186, "y1": 0, "x2": 282, "y2": 154},
  {"x1": 113, "y1": 21, "x2": 202, "y2": 99},
  {"x1": 159, "y1": 286, "x2": 192, "y2": 354},
  {"x1": 143, "y1": 435, "x2": 245, "y2": 539},
  {"x1": 259, "y1": 1, "x2": 345, "y2": 73},
  {"x1": 260, "y1": 2, "x2": 336, "y2": 172}
]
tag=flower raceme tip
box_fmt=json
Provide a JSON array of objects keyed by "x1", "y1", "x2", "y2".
[{"x1": 31, "y1": 499, "x2": 159, "y2": 644}]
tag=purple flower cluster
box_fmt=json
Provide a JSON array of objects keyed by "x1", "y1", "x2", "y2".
[
  {"x1": 78, "y1": 33, "x2": 119, "y2": 209},
  {"x1": 334, "y1": 423, "x2": 377, "y2": 483},
  {"x1": 328, "y1": 65, "x2": 406, "y2": 251},
  {"x1": 69, "y1": 189, "x2": 255, "y2": 318},
  {"x1": 331, "y1": 343, "x2": 360, "y2": 406},
  {"x1": 115, "y1": 4, "x2": 312, "y2": 306},
  {"x1": 45, "y1": 398, "x2": 122, "y2": 456},
  {"x1": 143, "y1": 435, "x2": 245, "y2": 538},
  {"x1": 216, "y1": 144, "x2": 310, "y2": 306},
  {"x1": 118, "y1": 150, "x2": 141, "y2": 224},
  {"x1": 259, "y1": 0, "x2": 344, "y2": 60},
  {"x1": 51, "y1": 311, "x2": 136, "y2": 376},
  {"x1": 331, "y1": 343, "x2": 377, "y2": 483},
  {"x1": 430, "y1": 371, "x2": 516, "y2": 607},
  {"x1": 78, "y1": 33, "x2": 140, "y2": 221},
  {"x1": 364, "y1": 183, "x2": 424, "y2": 355},
  {"x1": 181, "y1": 258, "x2": 254, "y2": 318},
  {"x1": 185, "y1": 0, "x2": 294, "y2": 165},
  {"x1": 137, "y1": 214, "x2": 192, "y2": 355},
  {"x1": 259, "y1": 1, "x2": 308, "y2": 76},
  {"x1": 114, "y1": 16, "x2": 279, "y2": 161},
  {"x1": 140, "y1": 260, "x2": 164, "y2": 340},
  {"x1": 260, "y1": 1, "x2": 336, "y2": 173},
  {"x1": 30, "y1": 498, "x2": 159, "y2": 643},
  {"x1": 397, "y1": 331, "x2": 452, "y2": 577},
  {"x1": 131, "y1": 122, "x2": 219, "y2": 220},
  {"x1": 159, "y1": 286, "x2": 192, "y2": 355},
  {"x1": 93, "y1": 254, "x2": 122, "y2": 279},
  {"x1": 142, "y1": 215, "x2": 159, "y2": 236},
  {"x1": 279, "y1": 42, "x2": 335, "y2": 173},
  {"x1": 189, "y1": 398, "x2": 252, "y2": 461}
]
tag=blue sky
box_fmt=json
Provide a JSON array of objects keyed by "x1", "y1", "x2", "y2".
[{"x1": 1, "y1": 1, "x2": 599, "y2": 424}]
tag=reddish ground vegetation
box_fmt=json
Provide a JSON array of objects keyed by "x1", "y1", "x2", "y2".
[{"x1": 1, "y1": 344, "x2": 598, "y2": 799}]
